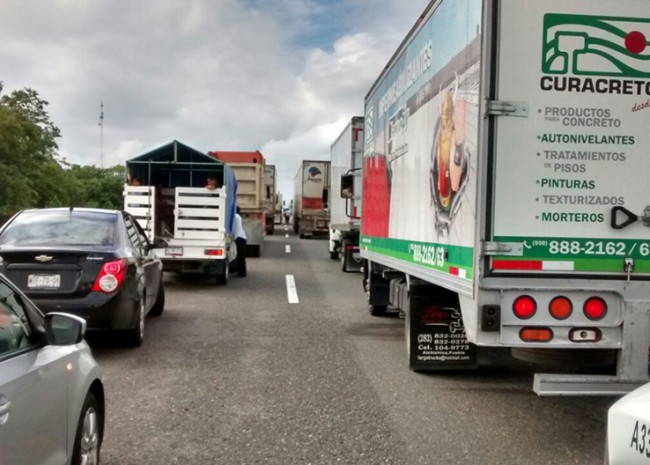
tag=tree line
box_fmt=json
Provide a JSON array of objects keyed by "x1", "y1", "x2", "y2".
[{"x1": 0, "y1": 82, "x2": 125, "y2": 221}]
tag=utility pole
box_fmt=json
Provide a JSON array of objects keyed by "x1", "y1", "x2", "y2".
[{"x1": 98, "y1": 101, "x2": 104, "y2": 168}]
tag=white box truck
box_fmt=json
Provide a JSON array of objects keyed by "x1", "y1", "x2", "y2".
[
  {"x1": 293, "y1": 161, "x2": 331, "y2": 238},
  {"x1": 361, "y1": 0, "x2": 650, "y2": 395},
  {"x1": 329, "y1": 116, "x2": 364, "y2": 272},
  {"x1": 124, "y1": 140, "x2": 237, "y2": 285}
]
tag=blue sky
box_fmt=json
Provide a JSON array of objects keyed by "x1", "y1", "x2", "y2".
[{"x1": 0, "y1": 0, "x2": 431, "y2": 197}]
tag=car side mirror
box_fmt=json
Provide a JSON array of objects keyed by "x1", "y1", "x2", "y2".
[
  {"x1": 45, "y1": 313, "x2": 86, "y2": 345},
  {"x1": 341, "y1": 174, "x2": 354, "y2": 199}
]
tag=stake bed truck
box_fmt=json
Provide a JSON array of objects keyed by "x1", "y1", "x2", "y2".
[{"x1": 124, "y1": 140, "x2": 237, "y2": 285}]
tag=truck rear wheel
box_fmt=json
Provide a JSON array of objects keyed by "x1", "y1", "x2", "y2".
[
  {"x1": 366, "y1": 263, "x2": 388, "y2": 316},
  {"x1": 216, "y1": 264, "x2": 229, "y2": 285}
]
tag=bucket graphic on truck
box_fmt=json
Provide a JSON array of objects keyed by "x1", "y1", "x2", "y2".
[{"x1": 430, "y1": 81, "x2": 471, "y2": 233}]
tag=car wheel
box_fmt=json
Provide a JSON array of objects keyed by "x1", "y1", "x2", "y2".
[
  {"x1": 149, "y1": 279, "x2": 165, "y2": 316},
  {"x1": 124, "y1": 297, "x2": 145, "y2": 347},
  {"x1": 216, "y1": 263, "x2": 229, "y2": 285},
  {"x1": 71, "y1": 392, "x2": 102, "y2": 465}
]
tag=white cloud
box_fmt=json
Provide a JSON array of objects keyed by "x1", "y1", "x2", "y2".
[{"x1": 0, "y1": 0, "x2": 430, "y2": 197}]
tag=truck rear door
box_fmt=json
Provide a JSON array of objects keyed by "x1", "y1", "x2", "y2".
[{"x1": 488, "y1": 0, "x2": 650, "y2": 277}]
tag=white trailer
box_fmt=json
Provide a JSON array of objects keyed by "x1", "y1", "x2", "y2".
[
  {"x1": 293, "y1": 161, "x2": 331, "y2": 238},
  {"x1": 125, "y1": 141, "x2": 237, "y2": 284},
  {"x1": 361, "y1": 0, "x2": 650, "y2": 395},
  {"x1": 329, "y1": 116, "x2": 364, "y2": 272}
]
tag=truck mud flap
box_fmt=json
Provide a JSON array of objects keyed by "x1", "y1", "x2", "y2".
[{"x1": 406, "y1": 282, "x2": 477, "y2": 371}]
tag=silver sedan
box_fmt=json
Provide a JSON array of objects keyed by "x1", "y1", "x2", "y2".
[{"x1": 0, "y1": 273, "x2": 104, "y2": 464}]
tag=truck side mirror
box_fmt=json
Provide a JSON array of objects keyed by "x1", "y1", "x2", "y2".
[
  {"x1": 341, "y1": 174, "x2": 354, "y2": 199},
  {"x1": 322, "y1": 188, "x2": 329, "y2": 209}
]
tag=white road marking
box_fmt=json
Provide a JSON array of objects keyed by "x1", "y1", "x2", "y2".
[
  {"x1": 284, "y1": 226, "x2": 288, "y2": 231},
  {"x1": 285, "y1": 275, "x2": 299, "y2": 303},
  {"x1": 285, "y1": 234, "x2": 289, "y2": 238},
  {"x1": 285, "y1": 245, "x2": 291, "y2": 253}
]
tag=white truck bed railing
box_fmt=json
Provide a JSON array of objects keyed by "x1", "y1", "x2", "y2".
[{"x1": 174, "y1": 187, "x2": 226, "y2": 241}]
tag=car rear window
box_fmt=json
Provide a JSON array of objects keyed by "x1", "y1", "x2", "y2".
[{"x1": 0, "y1": 210, "x2": 117, "y2": 247}]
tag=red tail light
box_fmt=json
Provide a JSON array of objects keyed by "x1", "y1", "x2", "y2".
[
  {"x1": 513, "y1": 295, "x2": 536, "y2": 319},
  {"x1": 549, "y1": 296, "x2": 572, "y2": 320},
  {"x1": 584, "y1": 297, "x2": 607, "y2": 320},
  {"x1": 92, "y1": 259, "x2": 128, "y2": 293}
]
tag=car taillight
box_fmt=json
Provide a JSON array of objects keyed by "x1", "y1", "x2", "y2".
[
  {"x1": 513, "y1": 295, "x2": 536, "y2": 319},
  {"x1": 519, "y1": 327, "x2": 553, "y2": 342},
  {"x1": 584, "y1": 297, "x2": 607, "y2": 320},
  {"x1": 92, "y1": 259, "x2": 128, "y2": 293},
  {"x1": 549, "y1": 296, "x2": 572, "y2": 320},
  {"x1": 205, "y1": 249, "x2": 223, "y2": 256}
]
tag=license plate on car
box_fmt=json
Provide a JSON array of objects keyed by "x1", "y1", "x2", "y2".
[
  {"x1": 165, "y1": 247, "x2": 183, "y2": 256},
  {"x1": 27, "y1": 274, "x2": 61, "y2": 289}
]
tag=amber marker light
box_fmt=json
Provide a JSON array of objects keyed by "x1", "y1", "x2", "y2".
[
  {"x1": 584, "y1": 297, "x2": 607, "y2": 321},
  {"x1": 513, "y1": 295, "x2": 536, "y2": 319},
  {"x1": 549, "y1": 296, "x2": 572, "y2": 320},
  {"x1": 519, "y1": 327, "x2": 553, "y2": 342}
]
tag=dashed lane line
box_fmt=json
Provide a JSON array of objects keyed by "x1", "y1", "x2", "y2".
[{"x1": 285, "y1": 275, "x2": 299, "y2": 304}]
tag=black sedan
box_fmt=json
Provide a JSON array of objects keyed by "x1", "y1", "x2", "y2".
[{"x1": 0, "y1": 208, "x2": 164, "y2": 346}]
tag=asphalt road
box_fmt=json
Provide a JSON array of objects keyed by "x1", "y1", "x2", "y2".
[{"x1": 92, "y1": 225, "x2": 616, "y2": 465}]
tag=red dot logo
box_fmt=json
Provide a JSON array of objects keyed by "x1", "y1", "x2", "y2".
[{"x1": 625, "y1": 30, "x2": 647, "y2": 54}]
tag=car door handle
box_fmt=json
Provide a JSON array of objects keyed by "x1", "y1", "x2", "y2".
[{"x1": 0, "y1": 399, "x2": 11, "y2": 425}]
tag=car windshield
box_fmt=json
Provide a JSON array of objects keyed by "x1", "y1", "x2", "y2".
[{"x1": 0, "y1": 210, "x2": 117, "y2": 247}]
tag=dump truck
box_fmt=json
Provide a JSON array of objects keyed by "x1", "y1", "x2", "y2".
[
  {"x1": 124, "y1": 140, "x2": 237, "y2": 284},
  {"x1": 293, "y1": 161, "x2": 331, "y2": 238},
  {"x1": 360, "y1": 0, "x2": 650, "y2": 395},
  {"x1": 329, "y1": 116, "x2": 364, "y2": 272},
  {"x1": 209, "y1": 151, "x2": 265, "y2": 257},
  {"x1": 263, "y1": 164, "x2": 277, "y2": 235}
]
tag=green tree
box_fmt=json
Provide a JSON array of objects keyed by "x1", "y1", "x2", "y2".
[
  {"x1": 0, "y1": 82, "x2": 64, "y2": 215},
  {"x1": 0, "y1": 82, "x2": 127, "y2": 217}
]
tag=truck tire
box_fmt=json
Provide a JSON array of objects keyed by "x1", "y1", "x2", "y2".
[
  {"x1": 369, "y1": 303, "x2": 388, "y2": 317},
  {"x1": 249, "y1": 245, "x2": 261, "y2": 258},
  {"x1": 216, "y1": 263, "x2": 229, "y2": 285},
  {"x1": 366, "y1": 264, "x2": 388, "y2": 316}
]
